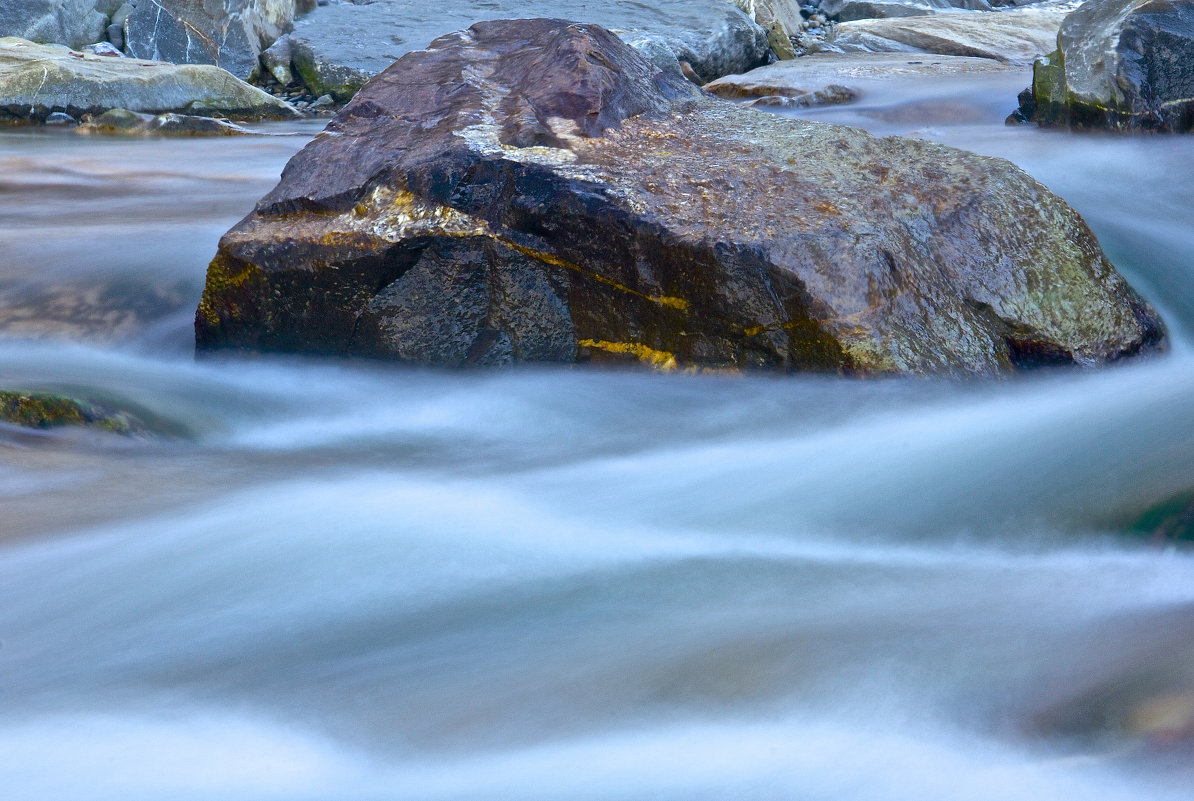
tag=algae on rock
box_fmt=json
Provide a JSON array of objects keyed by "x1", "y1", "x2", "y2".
[{"x1": 0, "y1": 390, "x2": 147, "y2": 435}]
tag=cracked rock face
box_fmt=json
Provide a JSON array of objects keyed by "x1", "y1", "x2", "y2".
[
  {"x1": 1026, "y1": 0, "x2": 1194, "y2": 132},
  {"x1": 196, "y1": 18, "x2": 1164, "y2": 376},
  {"x1": 0, "y1": 0, "x2": 107, "y2": 50},
  {"x1": 123, "y1": 0, "x2": 309, "y2": 80}
]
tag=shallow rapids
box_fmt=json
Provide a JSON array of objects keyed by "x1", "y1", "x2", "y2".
[{"x1": 1, "y1": 72, "x2": 1193, "y2": 800}]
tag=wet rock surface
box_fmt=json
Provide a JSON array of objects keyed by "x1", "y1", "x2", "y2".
[
  {"x1": 0, "y1": 37, "x2": 299, "y2": 122},
  {"x1": 197, "y1": 18, "x2": 1164, "y2": 376},
  {"x1": 831, "y1": 5, "x2": 1070, "y2": 63},
  {"x1": 1019, "y1": 0, "x2": 1194, "y2": 132},
  {"x1": 265, "y1": 0, "x2": 769, "y2": 101}
]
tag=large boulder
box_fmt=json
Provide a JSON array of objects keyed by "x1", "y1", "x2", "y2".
[
  {"x1": 264, "y1": 0, "x2": 770, "y2": 101},
  {"x1": 831, "y1": 5, "x2": 1070, "y2": 63},
  {"x1": 0, "y1": 37, "x2": 298, "y2": 121},
  {"x1": 122, "y1": 0, "x2": 313, "y2": 80},
  {"x1": 0, "y1": 0, "x2": 108, "y2": 50},
  {"x1": 196, "y1": 19, "x2": 1164, "y2": 376},
  {"x1": 1021, "y1": 0, "x2": 1194, "y2": 132}
]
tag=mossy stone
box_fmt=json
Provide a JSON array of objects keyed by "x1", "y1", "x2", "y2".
[{"x1": 0, "y1": 390, "x2": 147, "y2": 435}]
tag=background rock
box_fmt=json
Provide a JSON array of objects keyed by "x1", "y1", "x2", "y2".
[
  {"x1": 0, "y1": 37, "x2": 298, "y2": 121},
  {"x1": 197, "y1": 18, "x2": 1164, "y2": 377},
  {"x1": 832, "y1": 5, "x2": 1070, "y2": 63},
  {"x1": 0, "y1": 0, "x2": 108, "y2": 50},
  {"x1": 266, "y1": 0, "x2": 770, "y2": 101},
  {"x1": 822, "y1": 0, "x2": 993, "y2": 21},
  {"x1": 1024, "y1": 0, "x2": 1194, "y2": 131},
  {"x1": 123, "y1": 0, "x2": 314, "y2": 80},
  {"x1": 732, "y1": 0, "x2": 806, "y2": 58},
  {"x1": 706, "y1": 51, "x2": 1018, "y2": 101}
]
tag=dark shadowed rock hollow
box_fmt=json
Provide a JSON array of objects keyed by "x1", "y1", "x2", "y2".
[{"x1": 196, "y1": 18, "x2": 1165, "y2": 377}]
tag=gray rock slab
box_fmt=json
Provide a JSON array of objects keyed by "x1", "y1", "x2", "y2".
[
  {"x1": 0, "y1": 37, "x2": 299, "y2": 121},
  {"x1": 706, "y1": 50, "x2": 1020, "y2": 99},
  {"x1": 270, "y1": 0, "x2": 770, "y2": 101},
  {"x1": 822, "y1": 0, "x2": 994, "y2": 21},
  {"x1": 831, "y1": 5, "x2": 1070, "y2": 63},
  {"x1": 0, "y1": 0, "x2": 107, "y2": 49}
]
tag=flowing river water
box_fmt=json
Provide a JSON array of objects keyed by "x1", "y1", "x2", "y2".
[{"x1": 1, "y1": 69, "x2": 1193, "y2": 800}]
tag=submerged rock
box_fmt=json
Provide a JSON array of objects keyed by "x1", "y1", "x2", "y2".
[
  {"x1": 0, "y1": 277, "x2": 193, "y2": 343},
  {"x1": 196, "y1": 18, "x2": 1164, "y2": 376},
  {"x1": 0, "y1": 0, "x2": 108, "y2": 50},
  {"x1": 79, "y1": 108, "x2": 253, "y2": 135},
  {"x1": 0, "y1": 37, "x2": 299, "y2": 122},
  {"x1": 123, "y1": 0, "x2": 314, "y2": 81},
  {"x1": 265, "y1": 0, "x2": 769, "y2": 101},
  {"x1": 832, "y1": 5, "x2": 1069, "y2": 63},
  {"x1": 0, "y1": 390, "x2": 147, "y2": 435},
  {"x1": 1027, "y1": 607, "x2": 1194, "y2": 749},
  {"x1": 1019, "y1": 0, "x2": 1194, "y2": 132},
  {"x1": 1130, "y1": 491, "x2": 1194, "y2": 541}
]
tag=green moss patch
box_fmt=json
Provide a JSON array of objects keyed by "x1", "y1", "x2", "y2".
[{"x1": 0, "y1": 390, "x2": 148, "y2": 436}]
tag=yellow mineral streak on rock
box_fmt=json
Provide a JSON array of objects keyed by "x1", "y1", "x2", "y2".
[
  {"x1": 578, "y1": 339, "x2": 678, "y2": 370},
  {"x1": 496, "y1": 240, "x2": 689, "y2": 311},
  {"x1": 347, "y1": 188, "x2": 690, "y2": 311}
]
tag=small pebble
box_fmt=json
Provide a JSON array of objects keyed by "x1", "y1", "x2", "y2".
[
  {"x1": 44, "y1": 112, "x2": 76, "y2": 125},
  {"x1": 84, "y1": 42, "x2": 124, "y2": 57}
]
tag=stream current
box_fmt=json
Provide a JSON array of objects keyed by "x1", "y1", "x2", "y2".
[{"x1": 1, "y1": 70, "x2": 1193, "y2": 800}]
